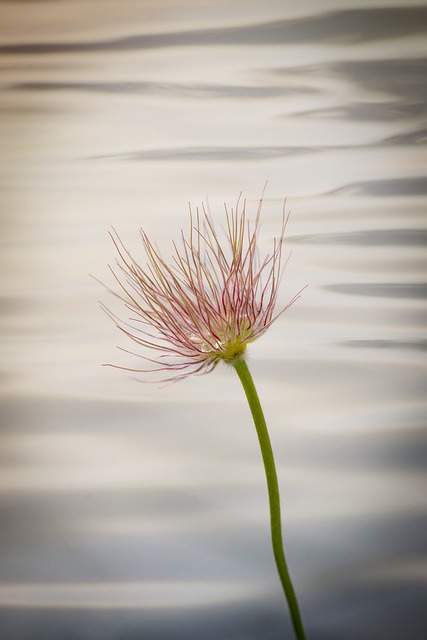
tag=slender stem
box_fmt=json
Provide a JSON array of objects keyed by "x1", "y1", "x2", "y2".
[{"x1": 231, "y1": 357, "x2": 307, "y2": 640}]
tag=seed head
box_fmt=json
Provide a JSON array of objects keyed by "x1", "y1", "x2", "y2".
[{"x1": 102, "y1": 193, "x2": 303, "y2": 381}]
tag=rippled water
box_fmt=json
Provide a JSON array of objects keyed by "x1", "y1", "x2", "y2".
[{"x1": 1, "y1": 2, "x2": 426, "y2": 639}]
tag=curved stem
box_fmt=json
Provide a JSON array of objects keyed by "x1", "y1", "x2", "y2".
[{"x1": 231, "y1": 357, "x2": 307, "y2": 640}]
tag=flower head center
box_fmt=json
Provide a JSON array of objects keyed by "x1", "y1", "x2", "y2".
[
  {"x1": 220, "y1": 337, "x2": 248, "y2": 362},
  {"x1": 193, "y1": 318, "x2": 254, "y2": 364}
]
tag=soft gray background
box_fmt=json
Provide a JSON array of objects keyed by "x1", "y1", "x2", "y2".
[{"x1": 1, "y1": 1, "x2": 426, "y2": 638}]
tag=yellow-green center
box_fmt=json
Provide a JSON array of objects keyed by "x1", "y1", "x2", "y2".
[{"x1": 220, "y1": 337, "x2": 248, "y2": 361}]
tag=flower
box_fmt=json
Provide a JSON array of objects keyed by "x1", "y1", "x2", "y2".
[{"x1": 103, "y1": 193, "x2": 303, "y2": 381}]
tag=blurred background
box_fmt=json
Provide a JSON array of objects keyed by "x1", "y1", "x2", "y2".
[{"x1": 1, "y1": 1, "x2": 426, "y2": 638}]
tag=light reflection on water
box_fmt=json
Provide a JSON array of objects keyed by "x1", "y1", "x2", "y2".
[{"x1": 1, "y1": 1, "x2": 426, "y2": 639}]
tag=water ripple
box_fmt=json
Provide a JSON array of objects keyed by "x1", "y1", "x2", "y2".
[
  {"x1": 342, "y1": 339, "x2": 427, "y2": 353},
  {"x1": 326, "y1": 282, "x2": 427, "y2": 299},
  {"x1": 328, "y1": 177, "x2": 427, "y2": 197},
  {"x1": 289, "y1": 229, "x2": 427, "y2": 246},
  {"x1": 90, "y1": 146, "x2": 319, "y2": 162},
  {"x1": 1, "y1": 7, "x2": 426, "y2": 55},
  {"x1": 6, "y1": 81, "x2": 316, "y2": 99}
]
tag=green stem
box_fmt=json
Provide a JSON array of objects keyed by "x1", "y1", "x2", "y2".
[{"x1": 232, "y1": 357, "x2": 307, "y2": 640}]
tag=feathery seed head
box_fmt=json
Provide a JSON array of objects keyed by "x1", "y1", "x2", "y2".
[{"x1": 103, "y1": 193, "x2": 303, "y2": 381}]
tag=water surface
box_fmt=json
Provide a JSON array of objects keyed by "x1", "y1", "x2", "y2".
[{"x1": 0, "y1": 1, "x2": 426, "y2": 639}]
